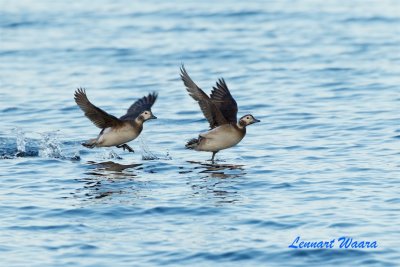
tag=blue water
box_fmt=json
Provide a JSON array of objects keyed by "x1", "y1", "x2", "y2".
[{"x1": 1, "y1": 0, "x2": 400, "y2": 266}]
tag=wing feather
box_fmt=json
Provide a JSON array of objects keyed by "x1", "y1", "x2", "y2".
[
  {"x1": 120, "y1": 92, "x2": 158, "y2": 121},
  {"x1": 74, "y1": 88, "x2": 122, "y2": 129},
  {"x1": 180, "y1": 66, "x2": 227, "y2": 128},
  {"x1": 210, "y1": 78, "x2": 238, "y2": 123}
]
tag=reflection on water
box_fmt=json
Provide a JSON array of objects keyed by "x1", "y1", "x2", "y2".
[
  {"x1": 187, "y1": 160, "x2": 245, "y2": 177},
  {"x1": 72, "y1": 161, "x2": 143, "y2": 201},
  {"x1": 184, "y1": 161, "x2": 246, "y2": 204},
  {"x1": 1, "y1": 0, "x2": 399, "y2": 265},
  {"x1": 87, "y1": 160, "x2": 142, "y2": 174}
]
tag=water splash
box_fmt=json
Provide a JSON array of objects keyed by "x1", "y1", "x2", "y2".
[
  {"x1": 39, "y1": 131, "x2": 62, "y2": 158},
  {"x1": 165, "y1": 151, "x2": 172, "y2": 160},
  {"x1": 13, "y1": 128, "x2": 26, "y2": 157},
  {"x1": 103, "y1": 149, "x2": 122, "y2": 160},
  {"x1": 139, "y1": 136, "x2": 159, "y2": 160},
  {"x1": 70, "y1": 152, "x2": 81, "y2": 161}
]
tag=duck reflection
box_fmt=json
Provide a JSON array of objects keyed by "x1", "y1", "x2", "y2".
[
  {"x1": 184, "y1": 161, "x2": 246, "y2": 205},
  {"x1": 87, "y1": 161, "x2": 142, "y2": 174},
  {"x1": 73, "y1": 161, "x2": 143, "y2": 202},
  {"x1": 187, "y1": 160, "x2": 245, "y2": 178}
]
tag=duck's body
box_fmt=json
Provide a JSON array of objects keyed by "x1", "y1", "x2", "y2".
[
  {"x1": 83, "y1": 121, "x2": 143, "y2": 148},
  {"x1": 74, "y1": 88, "x2": 157, "y2": 152},
  {"x1": 97, "y1": 124, "x2": 142, "y2": 147},
  {"x1": 180, "y1": 65, "x2": 259, "y2": 162},
  {"x1": 187, "y1": 123, "x2": 246, "y2": 152}
]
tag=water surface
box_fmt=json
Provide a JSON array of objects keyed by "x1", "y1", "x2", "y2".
[{"x1": 1, "y1": 0, "x2": 399, "y2": 266}]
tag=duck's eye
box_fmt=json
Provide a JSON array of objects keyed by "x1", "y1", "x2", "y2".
[{"x1": 246, "y1": 116, "x2": 250, "y2": 119}]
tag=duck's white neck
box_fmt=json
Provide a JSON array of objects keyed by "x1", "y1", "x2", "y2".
[
  {"x1": 134, "y1": 117, "x2": 145, "y2": 125},
  {"x1": 236, "y1": 121, "x2": 246, "y2": 129}
]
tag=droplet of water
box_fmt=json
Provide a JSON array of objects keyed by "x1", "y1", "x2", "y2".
[
  {"x1": 139, "y1": 136, "x2": 159, "y2": 160},
  {"x1": 13, "y1": 128, "x2": 26, "y2": 156},
  {"x1": 103, "y1": 149, "x2": 122, "y2": 160},
  {"x1": 39, "y1": 131, "x2": 62, "y2": 158}
]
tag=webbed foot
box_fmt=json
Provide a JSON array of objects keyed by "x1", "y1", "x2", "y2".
[{"x1": 116, "y1": 144, "x2": 135, "y2": 153}]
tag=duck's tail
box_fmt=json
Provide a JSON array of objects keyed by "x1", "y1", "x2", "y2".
[
  {"x1": 82, "y1": 138, "x2": 97, "y2": 149},
  {"x1": 185, "y1": 138, "x2": 199, "y2": 150}
]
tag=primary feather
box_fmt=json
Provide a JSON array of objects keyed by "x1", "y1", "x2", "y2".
[
  {"x1": 74, "y1": 88, "x2": 122, "y2": 129},
  {"x1": 120, "y1": 92, "x2": 158, "y2": 121},
  {"x1": 180, "y1": 65, "x2": 228, "y2": 128}
]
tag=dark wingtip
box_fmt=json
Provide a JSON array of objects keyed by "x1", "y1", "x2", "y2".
[
  {"x1": 149, "y1": 91, "x2": 158, "y2": 102},
  {"x1": 216, "y1": 78, "x2": 227, "y2": 89},
  {"x1": 74, "y1": 88, "x2": 86, "y2": 103},
  {"x1": 74, "y1": 87, "x2": 86, "y2": 97},
  {"x1": 180, "y1": 64, "x2": 188, "y2": 79}
]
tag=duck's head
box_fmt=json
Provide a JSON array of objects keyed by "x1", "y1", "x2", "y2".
[
  {"x1": 138, "y1": 110, "x2": 157, "y2": 122},
  {"x1": 238, "y1": 114, "x2": 260, "y2": 128}
]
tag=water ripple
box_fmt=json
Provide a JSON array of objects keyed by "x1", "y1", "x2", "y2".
[{"x1": 0, "y1": 0, "x2": 399, "y2": 266}]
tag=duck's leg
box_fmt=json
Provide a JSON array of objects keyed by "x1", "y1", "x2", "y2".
[
  {"x1": 116, "y1": 144, "x2": 135, "y2": 153},
  {"x1": 211, "y1": 151, "x2": 217, "y2": 164},
  {"x1": 123, "y1": 144, "x2": 135, "y2": 153}
]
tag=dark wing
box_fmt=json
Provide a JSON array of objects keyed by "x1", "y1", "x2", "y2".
[
  {"x1": 120, "y1": 92, "x2": 158, "y2": 121},
  {"x1": 210, "y1": 78, "x2": 238, "y2": 123},
  {"x1": 74, "y1": 88, "x2": 123, "y2": 129},
  {"x1": 180, "y1": 65, "x2": 228, "y2": 128}
]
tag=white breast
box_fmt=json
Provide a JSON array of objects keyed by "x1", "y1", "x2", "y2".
[
  {"x1": 97, "y1": 126, "x2": 139, "y2": 147},
  {"x1": 197, "y1": 124, "x2": 245, "y2": 152}
]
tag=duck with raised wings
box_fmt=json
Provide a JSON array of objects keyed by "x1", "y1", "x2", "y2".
[
  {"x1": 180, "y1": 66, "x2": 260, "y2": 162},
  {"x1": 74, "y1": 88, "x2": 157, "y2": 152}
]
